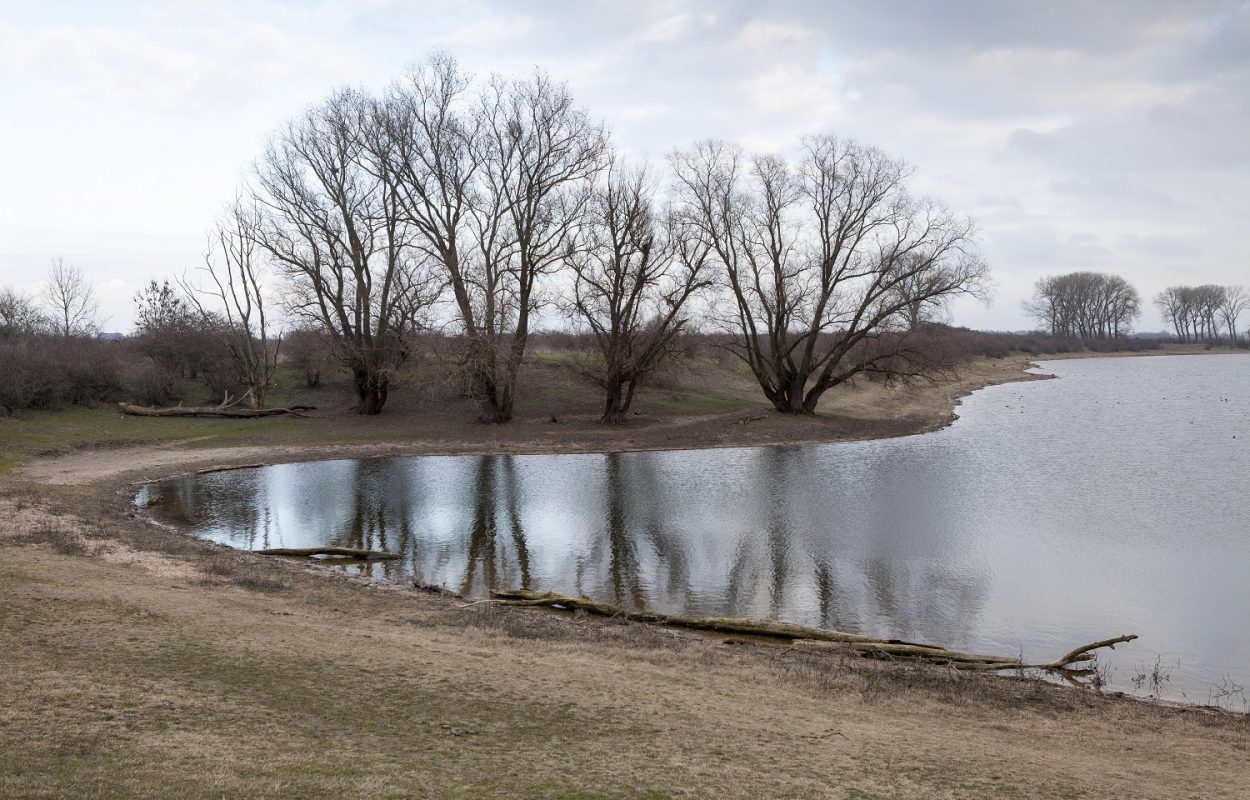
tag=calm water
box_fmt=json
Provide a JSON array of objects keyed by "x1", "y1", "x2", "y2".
[{"x1": 140, "y1": 354, "x2": 1250, "y2": 704}]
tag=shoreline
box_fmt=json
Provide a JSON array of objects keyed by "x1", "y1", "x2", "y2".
[
  {"x1": 14, "y1": 347, "x2": 1249, "y2": 488},
  {"x1": 15, "y1": 354, "x2": 1049, "y2": 487}
]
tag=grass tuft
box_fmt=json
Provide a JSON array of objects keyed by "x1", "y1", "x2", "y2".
[
  {"x1": 18, "y1": 521, "x2": 91, "y2": 556},
  {"x1": 200, "y1": 555, "x2": 289, "y2": 593}
]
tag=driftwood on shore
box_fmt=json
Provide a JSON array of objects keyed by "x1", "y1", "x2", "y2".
[
  {"x1": 196, "y1": 463, "x2": 268, "y2": 475},
  {"x1": 489, "y1": 589, "x2": 1136, "y2": 674},
  {"x1": 257, "y1": 547, "x2": 399, "y2": 560},
  {"x1": 117, "y1": 402, "x2": 315, "y2": 419}
]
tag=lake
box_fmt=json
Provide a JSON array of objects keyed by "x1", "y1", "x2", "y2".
[{"x1": 138, "y1": 354, "x2": 1250, "y2": 705}]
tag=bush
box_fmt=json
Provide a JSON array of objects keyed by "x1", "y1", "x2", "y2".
[
  {"x1": 0, "y1": 335, "x2": 124, "y2": 413},
  {"x1": 129, "y1": 361, "x2": 179, "y2": 407},
  {"x1": 283, "y1": 324, "x2": 336, "y2": 388}
]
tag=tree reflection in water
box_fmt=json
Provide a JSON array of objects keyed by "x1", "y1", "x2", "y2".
[
  {"x1": 460, "y1": 456, "x2": 532, "y2": 596},
  {"x1": 144, "y1": 448, "x2": 989, "y2": 647}
]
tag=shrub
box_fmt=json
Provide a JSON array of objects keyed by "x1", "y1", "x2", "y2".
[{"x1": 0, "y1": 335, "x2": 123, "y2": 412}]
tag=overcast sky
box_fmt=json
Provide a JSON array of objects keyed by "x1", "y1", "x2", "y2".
[{"x1": 2, "y1": 0, "x2": 1247, "y2": 332}]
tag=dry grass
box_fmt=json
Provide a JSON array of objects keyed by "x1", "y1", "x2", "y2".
[
  {"x1": 15, "y1": 519, "x2": 92, "y2": 556},
  {"x1": 199, "y1": 554, "x2": 290, "y2": 593}
]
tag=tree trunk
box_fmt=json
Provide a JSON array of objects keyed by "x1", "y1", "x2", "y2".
[
  {"x1": 765, "y1": 375, "x2": 814, "y2": 414},
  {"x1": 600, "y1": 376, "x2": 637, "y2": 424},
  {"x1": 353, "y1": 369, "x2": 388, "y2": 415}
]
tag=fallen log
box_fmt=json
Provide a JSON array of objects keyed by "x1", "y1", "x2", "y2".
[
  {"x1": 489, "y1": 589, "x2": 1136, "y2": 676},
  {"x1": 117, "y1": 402, "x2": 315, "y2": 418},
  {"x1": 257, "y1": 547, "x2": 399, "y2": 560},
  {"x1": 493, "y1": 590, "x2": 944, "y2": 645},
  {"x1": 197, "y1": 463, "x2": 268, "y2": 475}
]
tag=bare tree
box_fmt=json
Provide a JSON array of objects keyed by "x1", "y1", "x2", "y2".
[
  {"x1": 1218, "y1": 285, "x2": 1248, "y2": 344},
  {"x1": 43, "y1": 257, "x2": 99, "y2": 337},
  {"x1": 564, "y1": 162, "x2": 711, "y2": 423},
  {"x1": 1024, "y1": 272, "x2": 1141, "y2": 338},
  {"x1": 671, "y1": 136, "x2": 988, "y2": 415},
  {"x1": 184, "y1": 201, "x2": 281, "y2": 409},
  {"x1": 1155, "y1": 284, "x2": 1232, "y2": 342},
  {"x1": 1154, "y1": 286, "x2": 1190, "y2": 341},
  {"x1": 252, "y1": 89, "x2": 441, "y2": 415},
  {"x1": 383, "y1": 54, "x2": 608, "y2": 422}
]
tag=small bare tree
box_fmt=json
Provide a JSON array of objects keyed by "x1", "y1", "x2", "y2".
[
  {"x1": 44, "y1": 257, "x2": 99, "y2": 338},
  {"x1": 252, "y1": 89, "x2": 441, "y2": 414},
  {"x1": 184, "y1": 201, "x2": 281, "y2": 409},
  {"x1": 672, "y1": 136, "x2": 988, "y2": 414},
  {"x1": 565, "y1": 162, "x2": 710, "y2": 423}
]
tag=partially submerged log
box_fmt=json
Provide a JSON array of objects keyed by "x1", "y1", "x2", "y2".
[
  {"x1": 196, "y1": 463, "x2": 268, "y2": 475},
  {"x1": 257, "y1": 547, "x2": 399, "y2": 560},
  {"x1": 117, "y1": 402, "x2": 314, "y2": 419},
  {"x1": 491, "y1": 589, "x2": 891, "y2": 643},
  {"x1": 489, "y1": 589, "x2": 1136, "y2": 675}
]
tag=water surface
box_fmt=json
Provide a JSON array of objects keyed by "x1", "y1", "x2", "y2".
[{"x1": 140, "y1": 354, "x2": 1250, "y2": 704}]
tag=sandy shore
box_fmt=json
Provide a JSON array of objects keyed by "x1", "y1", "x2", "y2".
[{"x1": 2, "y1": 351, "x2": 1247, "y2": 798}]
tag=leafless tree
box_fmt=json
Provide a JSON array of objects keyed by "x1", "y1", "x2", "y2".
[
  {"x1": 184, "y1": 201, "x2": 281, "y2": 409},
  {"x1": 1155, "y1": 284, "x2": 1237, "y2": 342},
  {"x1": 671, "y1": 136, "x2": 988, "y2": 415},
  {"x1": 382, "y1": 54, "x2": 608, "y2": 422},
  {"x1": 0, "y1": 287, "x2": 47, "y2": 337},
  {"x1": 43, "y1": 257, "x2": 99, "y2": 337},
  {"x1": 1024, "y1": 272, "x2": 1141, "y2": 338},
  {"x1": 564, "y1": 162, "x2": 711, "y2": 423},
  {"x1": 1218, "y1": 286, "x2": 1248, "y2": 343},
  {"x1": 252, "y1": 89, "x2": 441, "y2": 415}
]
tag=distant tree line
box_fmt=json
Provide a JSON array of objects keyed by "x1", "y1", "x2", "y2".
[
  {"x1": 1154, "y1": 284, "x2": 1248, "y2": 343},
  {"x1": 1025, "y1": 271, "x2": 1248, "y2": 344},
  {"x1": 1024, "y1": 272, "x2": 1141, "y2": 339}
]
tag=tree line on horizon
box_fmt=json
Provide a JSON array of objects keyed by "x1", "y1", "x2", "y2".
[{"x1": 1024, "y1": 270, "x2": 1248, "y2": 343}]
